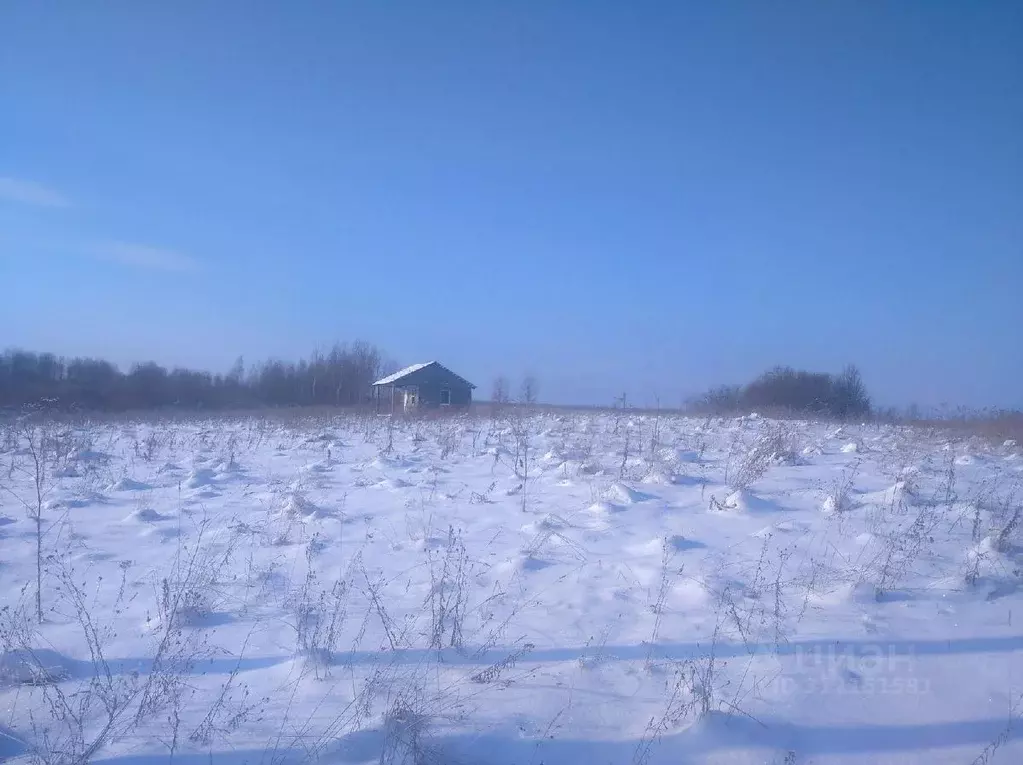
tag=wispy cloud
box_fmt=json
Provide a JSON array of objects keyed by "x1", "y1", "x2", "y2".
[
  {"x1": 0, "y1": 177, "x2": 70, "y2": 208},
  {"x1": 92, "y1": 241, "x2": 202, "y2": 273}
]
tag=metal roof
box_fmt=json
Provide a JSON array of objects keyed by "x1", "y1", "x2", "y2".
[
  {"x1": 372, "y1": 361, "x2": 475, "y2": 389},
  {"x1": 372, "y1": 362, "x2": 435, "y2": 386}
]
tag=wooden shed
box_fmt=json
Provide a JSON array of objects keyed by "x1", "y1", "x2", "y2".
[{"x1": 372, "y1": 361, "x2": 475, "y2": 414}]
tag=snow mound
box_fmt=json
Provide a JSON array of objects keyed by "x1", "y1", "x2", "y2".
[
  {"x1": 282, "y1": 492, "x2": 331, "y2": 519},
  {"x1": 522, "y1": 514, "x2": 570, "y2": 534},
  {"x1": 606, "y1": 482, "x2": 651, "y2": 505},
  {"x1": 861, "y1": 480, "x2": 914, "y2": 508},
  {"x1": 413, "y1": 534, "x2": 451, "y2": 552},
  {"x1": 821, "y1": 494, "x2": 840, "y2": 515},
  {"x1": 720, "y1": 490, "x2": 751, "y2": 511},
  {"x1": 810, "y1": 580, "x2": 880, "y2": 606},
  {"x1": 770, "y1": 449, "x2": 805, "y2": 466},
  {"x1": 140, "y1": 525, "x2": 181, "y2": 541},
  {"x1": 672, "y1": 577, "x2": 713, "y2": 609},
  {"x1": 66, "y1": 491, "x2": 109, "y2": 508},
  {"x1": 74, "y1": 449, "x2": 111, "y2": 463},
  {"x1": 213, "y1": 458, "x2": 242, "y2": 474},
  {"x1": 840, "y1": 442, "x2": 859, "y2": 454},
  {"x1": 667, "y1": 533, "x2": 705, "y2": 552},
  {"x1": 302, "y1": 432, "x2": 338, "y2": 444},
  {"x1": 553, "y1": 459, "x2": 589, "y2": 478},
  {"x1": 516, "y1": 553, "x2": 555, "y2": 572},
  {"x1": 626, "y1": 537, "x2": 668, "y2": 557},
  {"x1": 640, "y1": 469, "x2": 677, "y2": 485},
  {"x1": 587, "y1": 500, "x2": 626, "y2": 515},
  {"x1": 125, "y1": 507, "x2": 173, "y2": 523},
  {"x1": 375, "y1": 477, "x2": 412, "y2": 490},
  {"x1": 107, "y1": 477, "x2": 152, "y2": 492},
  {"x1": 2, "y1": 410, "x2": 1020, "y2": 760},
  {"x1": 753, "y1": 520, "x2": 806, "y2": 538},
  {"x1": 714, "y1": 489, "x2": 779, "y2": 514},
  {"x1": 185, "y1": 468, "x2": 216, "y2": 488},
  {"x1": 962, "y1": 536, "x2": 1022, "y2": 599},
  {"x1": 369, "y1": 456, "x2": 414, "y2": 470},
  {"x1": 301, "y1": 460, "x2": 332, "y2": 474},
  {"x1": 773, "y1": 520, "x2": 805, "y2": 533}
]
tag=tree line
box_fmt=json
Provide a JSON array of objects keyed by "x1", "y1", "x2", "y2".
[
  {"x1": 6, "y1": 346, "x2": 1006, "y2": 428},
  {"x1": 688, "y1": 364, "x2": 872, "y2": 419},
  {"x1": 0, "y1": 343, "x2": 388, "y2": 411}
]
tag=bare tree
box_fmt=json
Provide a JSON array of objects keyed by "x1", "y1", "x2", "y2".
[
  {"x1": 491, "y1": 376, "x2": 510, "y2": 419},
  {"x1": 492, "y1": 376, "x2": 510, "y2": 405},
  {"x1": 226, "y1": 355, "x2": 245, "y2": 385},
  {"x1": 1, "y1": 422, "x2": 57, "y2": 622},
  {"x1": 519, "y1": 374, "x2": 538, "y2": 406}
]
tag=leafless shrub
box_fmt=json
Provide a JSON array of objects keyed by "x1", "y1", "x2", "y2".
[
  {"x1": 257, "y1": 476, "x2": 306, "y2": 547},
  {"x1": 468, "y1": 481, "x2": 497, "y2": 504},
  {"x1": 467, "y1": 423, "x2": 484, "y2": 457},
  {"x1": 362, "y1": 568, "x2": 403, "y2": 652},
  {"x1": 618, "y1": 420, "x2": 633, "y2": 481},
  {"x1": 0, "y1": 421, "x2": 17, "y2": 454},
  {"x1": 645, "y1": 540, "x2": 683, "y2": 670},
  {"x1": 426, "y1": 527, "x2": 471, "y2": 652},
  {"x1": 155, "y1": 516, "x2": 238, "y2": 629},
  {"x1": 824, "y1": 462, "x2": 860, "y2": 514},
  {"x1": 647, "y1": 399, "x2": 662, "y2": 457},
  {"x1": 993, "y1": 493, "x2": 1021, "y2": 554},
  {"x1": 1, "y1": 421, "x2": 70, "y2": 621},
  {"x1": 188, "y1": 631, "x2": 267, "y2": 746},
  {"x1": 383, "y1": 415, "x2": 396, "y2": 455},
  {"x1": 631, "y1": 662, "x2": 699, "y2": 765},
  {"x1": 874, "y1": 502, "x2": 940, "y2": 599},
  {"x1": 288, "y1": 541, "x2": 358, "y2": 678},
  {"x1": 506, "y1": 416, "x2": 536, "y2": 513},
  {"x1": 379, "y1": 685, "x2": 435, "y2": 765},
  {"x1": 632, "y1": 601, "x2": 761, "y2": 765},
  {"x1": 469, "y1": 641, "x2": 534, "y2": 685},
  {"x1": 726, "y1": 430, "x2": 781, "y2": 492},
  {"x1": 132, "y1": 431, "x2": 167, "y2": 464},
  {"x1": 969, "y1": 692, "x2": 1023, "y2": 765},
  {"x1": 435, "y1": 422, "x2": 457, "y2": 460},
  {"x1": 713, "y1": 535, "x2": 778, "y2": 654},
  {"x1": 0, "y1": 553, "x2": 210, "y2": 765}
]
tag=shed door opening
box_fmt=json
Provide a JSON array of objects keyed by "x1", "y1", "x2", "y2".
[
  {"x1": 403, "y1": 387, "x2": 418, "y2": 412},
  {"x1": 440, "y1": 388, "x2": 451, "y2": 406}
]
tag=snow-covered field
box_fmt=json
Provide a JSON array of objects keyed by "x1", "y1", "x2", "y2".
[{"x1": 1, "y1": 411, "x2": 1021, "y2": 764}]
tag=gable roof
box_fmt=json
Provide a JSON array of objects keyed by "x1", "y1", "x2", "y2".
[{"x1": 372, "y1": 361, "x2": 476, "y2": 389}]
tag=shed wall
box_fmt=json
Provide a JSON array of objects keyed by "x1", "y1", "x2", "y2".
[{"x1": 382, "y1": 365, "x2": 473, "y2": 410}]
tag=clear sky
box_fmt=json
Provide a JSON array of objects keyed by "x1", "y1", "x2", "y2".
[{"x1": 2, "y1": 1, "x2": 1020, "y2": 409}]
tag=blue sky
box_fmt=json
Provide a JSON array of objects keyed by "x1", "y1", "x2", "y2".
[{"x1": 2, "y1": 1, "x2": 1020, "y2": 408}]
